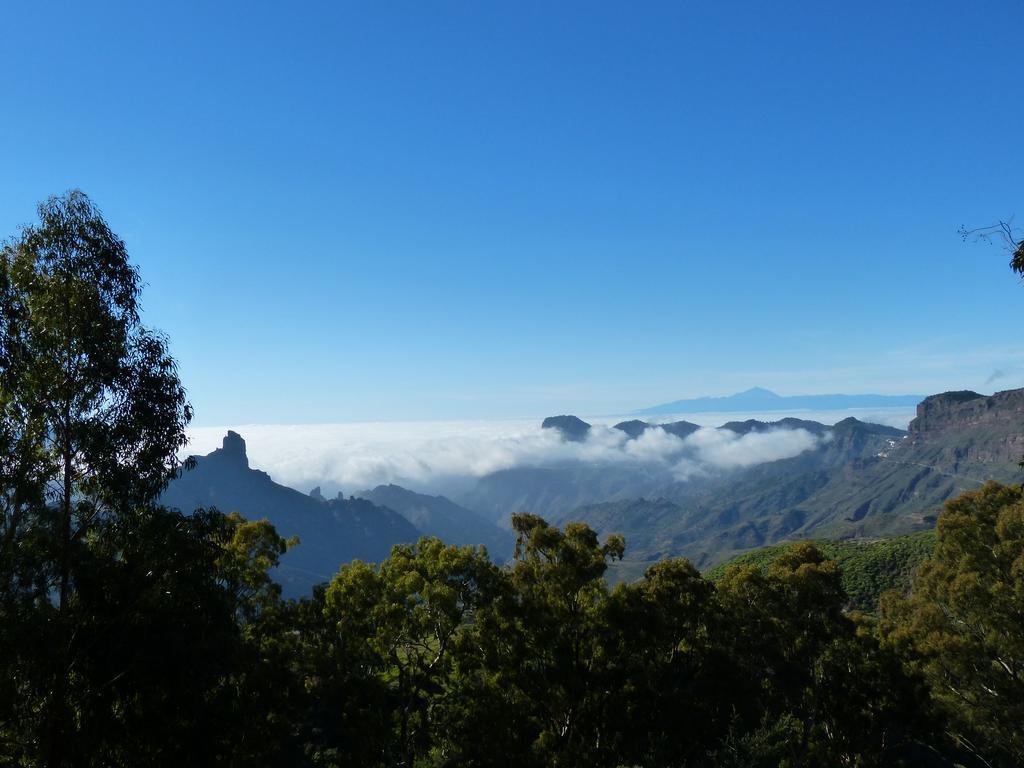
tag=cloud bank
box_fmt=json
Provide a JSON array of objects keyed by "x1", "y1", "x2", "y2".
[{"x1": 184, "y1": 414, "x2": 851, "y2": 495}]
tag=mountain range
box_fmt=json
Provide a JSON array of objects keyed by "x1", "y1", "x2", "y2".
[
  {"x1": 161, "y1": 432, "x2": 505, "y2": 596},
  {"x1": 636, "y1": 386, "x2": 924, "y2": 415},
  {"x1": 354, "y1": 484, "x2": 514, "y2": 561},
  {"x1": 559, "y1": 388, "x2": 1024, "y2": 575},
  {"x1": 162, "y1": 388, "x2": 1023, "y2": 594}
]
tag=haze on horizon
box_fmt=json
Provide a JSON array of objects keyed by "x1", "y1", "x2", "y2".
[{"x1": 2, "y1": 1, "x2": 1022, "y2": 425}]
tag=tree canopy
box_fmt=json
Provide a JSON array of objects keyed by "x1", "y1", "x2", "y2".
[{"x1": 881, "y1": 482, "x2": 1024, "y2": 766}]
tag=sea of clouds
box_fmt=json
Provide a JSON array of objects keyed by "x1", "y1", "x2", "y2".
[{"x1": 185, "y1": 407, "x2": 916, "y2": 495}]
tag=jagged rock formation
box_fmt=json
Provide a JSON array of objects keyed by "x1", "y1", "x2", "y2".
[
  {"x1": 162, "y1": 432, "x2": 422, "y2": 596},
  {"x1": 211, "y1": 429, "x2": 249, "y2": 466}
]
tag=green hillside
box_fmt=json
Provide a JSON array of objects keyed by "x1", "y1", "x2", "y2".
[{"x1": 705, "y1": 531, "x2": 936, "y2": 611}]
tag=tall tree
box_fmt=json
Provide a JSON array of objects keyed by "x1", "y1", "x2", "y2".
[
  {"x1": 881, "y1": 482, "x2": 1024, "y2": 767},
  {"x1": 0, "y1": 191, "x2": 192, "y2": 766},
  {"x1": 716, "y1": 543, "x2": 933, "y2": 767},
  {"x1": 489, "y1": 514, "x2": 625, "y2": 767},
  {"x1": 305, "y1": 538, "x2": 499, "y2": 767},
  {"x1": 602, "y1": 558, "x2": 728, "y2": 767}
]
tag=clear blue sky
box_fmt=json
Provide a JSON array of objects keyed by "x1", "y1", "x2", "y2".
[{"x1": 2, "y1": 1, "x2": 1022, "y2": 424}]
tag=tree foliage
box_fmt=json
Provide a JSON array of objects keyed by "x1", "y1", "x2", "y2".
[
  {"x1": 0, "y1": 191, "x2": 195, "y2": 766},
  {"x1": 881, "y1": 482, "x2": 1024, "y2": 766}
]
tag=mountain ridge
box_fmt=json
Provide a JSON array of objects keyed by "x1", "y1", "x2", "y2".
[
  {"x1": 161, "y1": 432, "x2": 423, "y2": 596},
  {"x1": 637, "y1": 387, "x2": 924, "y2": 415},
  {"x1": 557, "y1": 388, "x2": 1024, "y2": 570},
  {"x1": 162, "y1": 388, "x2": 1024, "y2": 599},
  {"x1": 354, "y1": 484, "x2": 514, "y2": 561}
]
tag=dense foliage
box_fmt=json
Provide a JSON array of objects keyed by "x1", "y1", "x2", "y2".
[
  {"x1": 880, "y1": 482, "x2": 1024, "y2": 767},
  {"x1": 2, "y1": 193, "x2": 1022, "y2": 766}
]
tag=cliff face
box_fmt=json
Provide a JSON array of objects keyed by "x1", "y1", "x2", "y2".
[
  {"x1": 906, "y1": 388, "x2": 1024, "y2": 465},
  {"x1": 909, "y1": 389, "x2": 1024, "y2": 434}
]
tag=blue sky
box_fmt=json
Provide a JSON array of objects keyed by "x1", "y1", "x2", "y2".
[{"x1": 2, "y1": 1, "x2": 1022, "y2": 424}]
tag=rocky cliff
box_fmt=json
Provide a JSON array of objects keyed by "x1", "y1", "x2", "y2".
[{"x1": 906, "y1": 388, "x2": 1024, "y2": 465}]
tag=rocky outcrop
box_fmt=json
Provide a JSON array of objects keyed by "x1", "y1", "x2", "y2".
[
  {"x1": 718, "y1": 417, "x2": 836, "y2": 437},
  {"x1": 904, "y1": 388, "x2": 1024, "y2": 466},
  {"x1": 661, "y1": 420, "x2": 702, "y2": 439},
  {"x1": 908, "y1": 389, "x2": 1024, "y2": 437},
  {"x1": 541, "y1": 415, "x2": 592, "y2": 442},
  {"x1": 614, "y1": 420, "x2": 649, "y2": 439},
  {"x1": 207, "y1": 430, "x2": 249, "y2": 468},
  {"x1": 614, "y1": 419, "x2": 702, "y2": 440}
]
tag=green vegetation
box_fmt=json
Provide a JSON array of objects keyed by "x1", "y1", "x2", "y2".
[
  {"x1": 706, "y1": 531, "x2": 936, "y2": 610},
  {"x1": 2, "y1": 192, "x2": 1023, "y2": 766},
  {"x1": 880, "y1": 482, "x2": 1024, "y2": 767}
]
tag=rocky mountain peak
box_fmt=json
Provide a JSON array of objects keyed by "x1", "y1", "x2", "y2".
[
  {"x1": 541, "y1": 415, "x2": 592, "y2": 442},
  {"x1": 614, "y1": 419, "x2": 650, "y2": 439},
  {"x1": 211, "y1": 430, "x2": 249, "y2": 468},
  {"x1": 908, "y1": 389, "x2": 1024, "y2": 436}
]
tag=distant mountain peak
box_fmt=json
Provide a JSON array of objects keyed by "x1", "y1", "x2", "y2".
[
  {"x1": 613, "y1": 419, "x2": 650, "y2": 439},
  {"x1": 209, "y1": 430, "x2": 249, "y2": 468},
  {"x1": 637, "y1": 389, "x2": 924, "y2": 416},
  {"x1": 739, "y1": 386, "x2": 779, "y2": 397},
  {"x1": 613, "y1": 419, "x2": 705, "y2": 441},
  {"x1": 541, "y1": 415, "x2": 592, "y2": 442}
]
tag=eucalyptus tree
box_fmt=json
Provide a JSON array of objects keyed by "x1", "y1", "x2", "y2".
[
  {"x1": 483, "y1": 514, "x2": 626, "y2": 767},
  {"x1": 0, "y1": 190, "x2": 192, "y2": 765},
  {"x1": 308, "y1": 538, "x2": 500, "y2": 767},
  {"x1": 881, "y1": 482, "x2": 1024, "y2": 767}
]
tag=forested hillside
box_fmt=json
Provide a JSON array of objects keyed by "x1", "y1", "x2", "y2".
[{"x1": 705, "y1": 531, "x2": 936, "y2": 610}]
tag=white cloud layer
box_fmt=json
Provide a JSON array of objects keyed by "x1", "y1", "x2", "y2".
[{"x1": 184, "y1": 407, "x2": 913, "y2": 494}]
